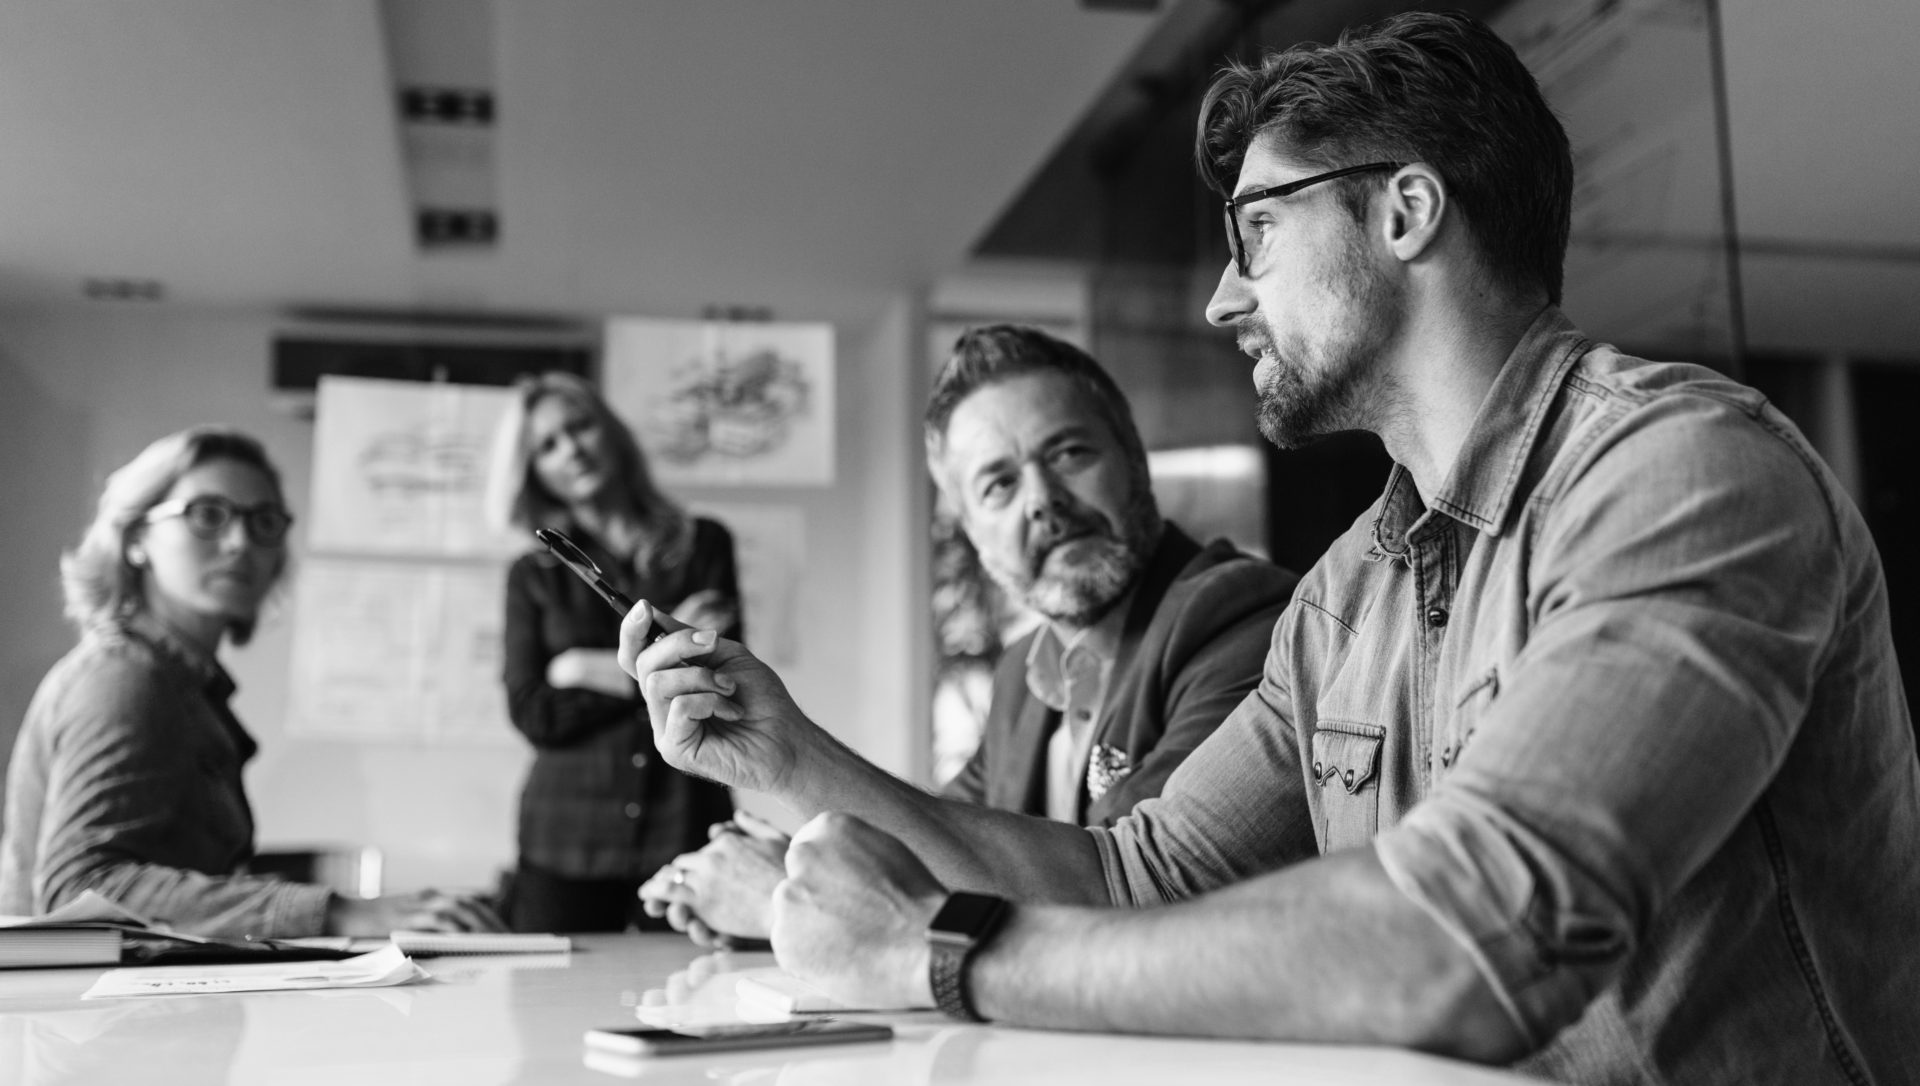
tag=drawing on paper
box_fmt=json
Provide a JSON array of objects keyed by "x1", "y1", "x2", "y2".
[
  {"x1": 308, "y1": 376, "x2": 520, "y2": 558},
  {"x1": 358, "y1": 430, "x2": 486, "y2": 496},
  {"x1": 648, "y1": 346, "x2": 811, "y2": 463},
  {"x1": 604, "y1": 318, "x2": 835, "y2": 486}
]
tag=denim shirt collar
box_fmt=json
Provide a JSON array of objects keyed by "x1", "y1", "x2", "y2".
[{"x1": 1370, "y1": 307, "x2": 1590, "y2": 559}]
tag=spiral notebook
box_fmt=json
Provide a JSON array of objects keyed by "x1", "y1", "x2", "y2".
[{"x1": 388, "y1": 931, "x2": 571, "y2": 957}]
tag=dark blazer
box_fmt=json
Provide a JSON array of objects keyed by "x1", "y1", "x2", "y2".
[
  {"x1": 502, "y1": 516, "x2": 740, "y2": 882},
  {"x1": 942, "y1": 522, "x2": 1298, "y2": 827}
]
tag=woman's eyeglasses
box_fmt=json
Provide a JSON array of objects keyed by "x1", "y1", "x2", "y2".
[{"x1": 146, "y1": 496, "x2": 295, "y2": 546}]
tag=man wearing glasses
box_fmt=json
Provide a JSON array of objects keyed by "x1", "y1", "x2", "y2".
[{"x1": 621, "y1": 12, "x2": 1919, "y2": 1082}]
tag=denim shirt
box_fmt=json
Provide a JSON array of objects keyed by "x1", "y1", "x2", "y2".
[
  {"x1": 0, "y1": 616, "x2": 332, "y2": 937},
  {"x1": 1091, "y1": 310, "x2": 1920, "y2": 1085}
]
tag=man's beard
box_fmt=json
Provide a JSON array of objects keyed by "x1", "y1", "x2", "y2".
[
  {"x1": 978, "y1": 486, "x2": 1157, "y2": 629},
  {"x1": 1246, "y1": 234, "x2": 1403, "y2": 449}
]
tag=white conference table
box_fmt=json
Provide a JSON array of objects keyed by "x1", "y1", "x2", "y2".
[{"x1": 1, "y1": 933, "x2": 1554, "y2": 1085}]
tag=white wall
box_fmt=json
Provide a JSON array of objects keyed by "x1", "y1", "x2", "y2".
[{"x1": 0, "y1": 299, "x2": 931, "y2": 890}]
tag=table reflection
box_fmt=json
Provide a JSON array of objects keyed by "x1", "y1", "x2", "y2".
[{"x1": 1, "y1": 998, "x2": 242, "y2": 1085}]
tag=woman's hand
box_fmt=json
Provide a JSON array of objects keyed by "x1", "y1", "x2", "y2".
[
  {"x1": 545, "y1": 648, "x2": 635, "y2": 698},
  {"x1": 325, "y1": 889, "x2": 507, "y2": 936}
]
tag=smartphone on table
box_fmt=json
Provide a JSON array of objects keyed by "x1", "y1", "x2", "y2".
[{"x1": 583, "y1": 1019, "x2": 893, "y2": 1057}]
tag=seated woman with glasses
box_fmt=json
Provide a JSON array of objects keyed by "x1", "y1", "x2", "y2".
[{"x1": 0, "y1": 426, "x2": 505, "y2": 938}]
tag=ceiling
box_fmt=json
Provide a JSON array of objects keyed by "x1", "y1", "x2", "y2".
[
  {"x1": 980, "y1": 0, "x2": 1920, "y2": 362},
  {"x1": 2, "y1": 1, "x2": 1914, "y2": 360},
  {"x1": 0, "y1": 0, "x2": 1170, "y2": 327}
]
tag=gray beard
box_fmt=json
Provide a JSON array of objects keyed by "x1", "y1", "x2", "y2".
[
  {"x1": 1014, "y1": 535, "x2": 1140, "y2": 627},
  {"x1": 978, "y1": 493, "x2": 1157, "y2": 629}
]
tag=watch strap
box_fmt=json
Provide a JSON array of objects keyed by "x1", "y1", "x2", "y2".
[
  {"x1": 926, "y1": 891, "x2": 1009, "y2": 1023},
  {"x1": 929, "y1": 937, "x2": 987, "y2": 1022}
]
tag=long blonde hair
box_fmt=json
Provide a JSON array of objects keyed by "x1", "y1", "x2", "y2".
[{"x1": 484, "y1": 371, "x2": 693, "y2": 577}]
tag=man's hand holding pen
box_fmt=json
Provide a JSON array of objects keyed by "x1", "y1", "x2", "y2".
[{"x1": 616, "y1": 599, "x2": 813, "y2": 798}]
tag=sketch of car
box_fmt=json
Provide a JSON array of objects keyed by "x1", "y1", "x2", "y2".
[
  {"x1": 644, "y1": 347, "x2": 811, "y2": 464},
  {"x1": 357, "y1": 430, "x2": 484, "y2": 495}
]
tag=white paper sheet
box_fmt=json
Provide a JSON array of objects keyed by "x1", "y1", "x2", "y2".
[
  {"x1": 604, "y1": 317, "x2": 836, "y2": 486},
  {"x1": 309, "y1": 376, "x2": 521, "y2": 557},
  {"x1": 284, "y1": 556, "x2": 514, "y2": 743},
  {"x1": 689, "y1": 503, "x2": 805, "y2": 665},
  {"x1": 82, "y1": 945, "x2": 426, "y2": 999}
]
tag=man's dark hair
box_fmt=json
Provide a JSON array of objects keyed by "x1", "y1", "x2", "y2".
[
  {"x1": 924, "y1": 324, "x2": 1150, "y2": 489},
  {"x1": 1196, "y1": 10, "x2": 1572, "y2": 304}
]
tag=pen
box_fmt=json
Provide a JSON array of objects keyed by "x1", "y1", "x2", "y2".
[{"x1": 532, "y1": 528, "x2": 690, "y2": 645}]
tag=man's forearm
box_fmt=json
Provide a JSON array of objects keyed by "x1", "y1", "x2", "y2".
[
  {"x1": 784, "y1": 732, "x2": 1109, "y2": 905},
  {"x1": 963, "y1": 847, "x2": 1527, "y2": 1060}
]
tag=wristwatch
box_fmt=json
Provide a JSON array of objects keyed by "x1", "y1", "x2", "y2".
[{"x1": 926, "y1": 891, "x2": 1010, "y2": 1022}]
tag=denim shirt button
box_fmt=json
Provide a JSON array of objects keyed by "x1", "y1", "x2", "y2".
[{"x1": 1426, "y1": 606, "x2": 1449, "y2": 628}]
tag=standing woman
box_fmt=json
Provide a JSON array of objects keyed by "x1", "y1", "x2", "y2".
[
  {"x1": 487, "y1": 372, "x2": 741, "y2": 933},
  {"x1": 0, "y1": 426, "x2": 500, "y2": 937}
]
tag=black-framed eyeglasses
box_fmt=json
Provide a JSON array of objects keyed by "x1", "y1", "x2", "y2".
[
  {"x1": 146, "y1": 496, "x2": 295, "y2": 545},
  {"x1": 1223, "y1": 162, "x2": 1405, "y2": 278}
]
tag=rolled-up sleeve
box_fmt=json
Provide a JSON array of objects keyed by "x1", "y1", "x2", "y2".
[
  {"x1": 1090, "y1": 623, "x2": 1318, "y2": 907},
  {"x1": 1375, "y1": 396, "x2": 1844, "y2": 1047}
]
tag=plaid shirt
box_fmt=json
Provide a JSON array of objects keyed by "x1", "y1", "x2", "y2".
[{"x1": 502, "y1": 516, "x2": 740, "y2": 882}]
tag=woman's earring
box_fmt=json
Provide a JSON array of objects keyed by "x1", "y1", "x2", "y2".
[{"x1": 127, "y1": 546, "x2": 147, "y2": 568}]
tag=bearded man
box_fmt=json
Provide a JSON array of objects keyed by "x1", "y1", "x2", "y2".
[
  {"x1": 636, "y1": 323, "x2": 1298, "y2": 945},
  {"x1": 621, "y1": 13, "x2": 1918, "y2": 1081}
]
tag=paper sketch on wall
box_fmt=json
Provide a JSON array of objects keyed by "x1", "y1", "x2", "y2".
[
  {"x1": 603, "y1": 317, "x2": 835, "y2": 486},
  {"x1": 285, "y1": 556, "x2": 514, "y2": 744},
  {"x1": 309, "y1": 376, "x2": 520, "y2": 557},
  {"x1": 693, "y1": 502, "x2": 805, "y2": 667}
]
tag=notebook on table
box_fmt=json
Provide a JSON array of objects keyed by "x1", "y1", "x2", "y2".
[
  {"x1": 0, "y1": 924, "x2": 124, "y2": 969},
  {"x1": 388, "y1": 931, "x2": 572, "y2": 957},
  {"x1": 2, "y1": 892, "x2": 360, "y2": 968}
]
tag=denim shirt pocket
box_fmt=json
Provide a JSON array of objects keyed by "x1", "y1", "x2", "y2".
[
  {"x1": 1310, "y1": 720, "x2": 1385, "y2": 854},
  {"x1": 1441, "y1": 667, "x2": 1500, "y2": 773}
]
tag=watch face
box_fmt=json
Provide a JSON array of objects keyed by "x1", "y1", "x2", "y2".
[{"x1": 929, "y1": 892, "x2": 1007, "y2": 940}]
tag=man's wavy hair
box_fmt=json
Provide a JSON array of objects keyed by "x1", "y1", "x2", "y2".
[
  {"x1": 1196, "y1": 10, "x2": 1572, "y2": 304},
  {"x1": 484, "y1": 371, "x2": 693, "y2": 578},
  {"x1": 924, "y1": 324, "x2": 1156, "y2": 521},
  {"x1": 61, "y1": 426, "x2": 289, "y2": 646}
]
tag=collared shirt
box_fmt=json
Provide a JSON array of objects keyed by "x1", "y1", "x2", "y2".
[
  {"x1": 1024, "y1": 601, "x2": 1128, "y2": 822},
  {"x1": 0, "y1": 614, "x2": 333, "y2": 937},
  {"x1": 1091, "y1": 309, "x2": 1920, "y2": 1085}
]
